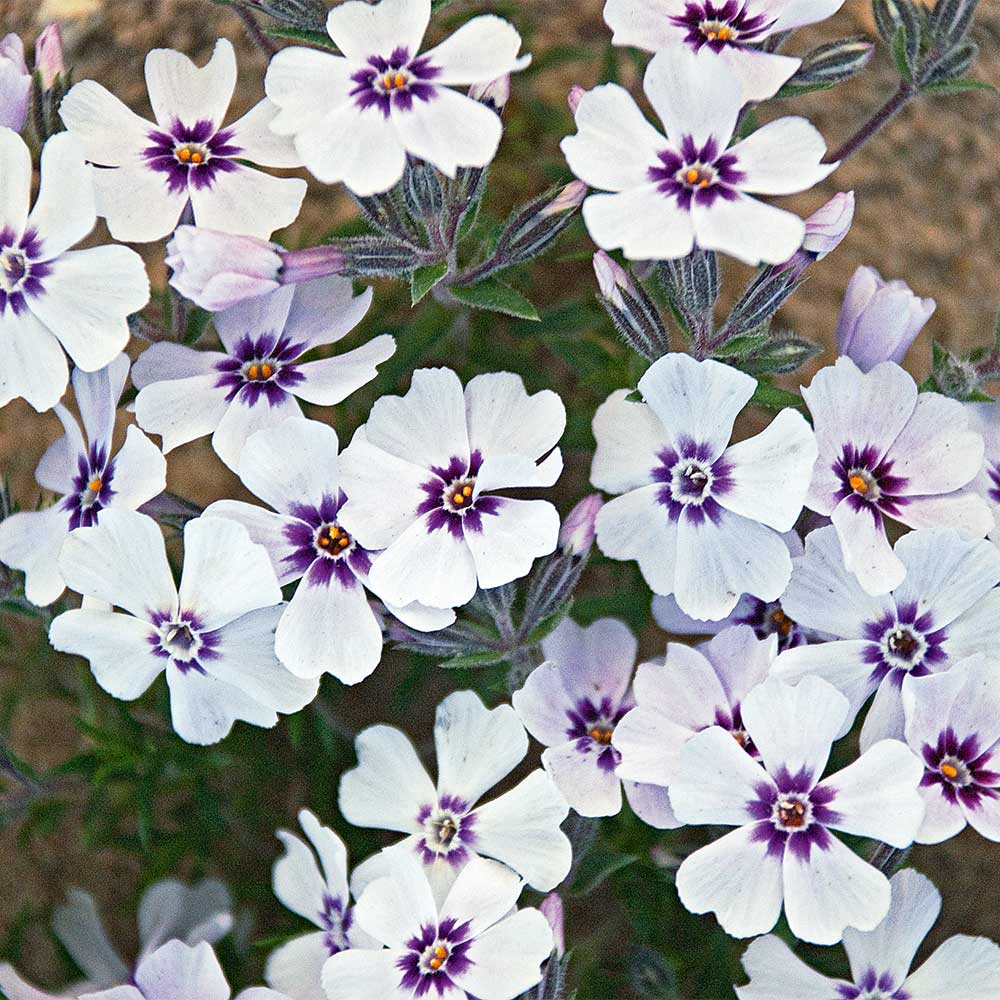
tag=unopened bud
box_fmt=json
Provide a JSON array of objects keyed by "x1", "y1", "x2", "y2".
[
  {"x1": 539, "y1": 894, "x2": 565, "y2": 957},
  {"x1": 593, "y1": 250, "x2": 630, "y2": 308},
  {"x1": 594, "y1": 252, "x2": 670, "y2": 360},
  {"x1": 802, "y1": 191, "x2": 855, "y2": 259},
  {"x1": 469, "y1": 74, "x2": 511, "y2": 112},
  {"x1": 34, "y1": 23, "x2": 65, "y2": 90},
  {"x1": 793, "y1": 36, "x2": 874, "y2": 86},
  {"x1": 560, "y1": 494, "x2": 603, "y2": 556},
  {"x1": 567, "y1": 84, "x2": 586, "y2": 115},
  {"x1": 0, "y1": 34, "x2": 31, "y2": 132},
  {"x1": 541, "y1": 179, "x2": 587, "y2": 217}
]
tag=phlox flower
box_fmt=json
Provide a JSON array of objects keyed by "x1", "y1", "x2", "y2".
[
  {"x1": 602, "y1": 0, "x2": 846, "y2": 102},
  {"x1": 132, "y1": 276, "x2": 391, "y2": 472},
  {"x1": 613, "y1": 625, "x2": 777, "y2": 829},
  {"x1": 902, "y1": 655, "x2": 1000, "y2": 844},
  {"x1": 964, "y1": 396, "x2": 1000, "y2": 544},
  {"x1": 60, "y1": 39, "x2": 306, "y2": 242},
  {"x1": 0, "y1": 879, "x2": 231, "y2": 1000},
  {"x1": 511, "y1": 616, "x2": 673, "y2": 820},
  {"x1": 49, "y1": 508, "x2": 319, "y2": 745},
  {"x1": 338, "y1": 368, "x2": 565, "y2": 611},
  {"x1": 203, "y1": 418, "x2": 453, "y2": 684},
  {"x1": 670, "y1": 675, "x2": 925, "y2": 944},
  {"x1": 0, "y1": 128, "x2": 149, "y2": 412},
  {"x1": 0, "y1": 33, "x2": 31, "y2": 131},
  {"x1": 322, "y1": 855, "x2": 553, "y2": 1000},
  {"x1": 0, "y1": 355, "x2": 166, "y2": 606},
  {"x1": 591, "y1": 352, "x2": 817, "y2": 621},
  {"x1": 561, "y1": 47, "x2": 837, "y2": 264},
  {"x1": 264, "y1": 0, "x2": 529, "y2": 196},
  {"x1": 339, "y1": 690, "x2": 571, "y2": 899},
  {"x1": 266, "y1": 809, "x2": 378, "y2": 1000},
  {"x1": 737, "y1": 869, "x2": 1000, "y2": 1000},
  {"x1": 802, "y1": 356, "x2": 992, "y2": 594},
  {"x1": 774, "y1": 525, "x2": 1000, "y2": 749}
]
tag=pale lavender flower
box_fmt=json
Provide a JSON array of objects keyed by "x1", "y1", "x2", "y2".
[
  {"x1": 835, "y1": 265, "x2": 936, "y2": 372},
  {"x1": 671, "y1": 675, "x2": 925, "y2": 944},
  {"x1": 0, "y1": 34, "x2": 31, "y2": 131},
  {"x1": 963, "y1": 397, "x2": 1000, "y2": 544},
  {"x1": 538, "y1": 894, "x2": 565, "y2": 958},
  {"x1": 558, "y1": 493, "x2": 603, "y2": 555}
]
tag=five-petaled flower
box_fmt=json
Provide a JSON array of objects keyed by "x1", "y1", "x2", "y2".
[
  {"x1": 60, "y1": 38, "x2": 306, "y2": 242},
  {"x1": 591, "y1": 353, "x2": 817, "y2": 621},
  {"x1": 964, "y1": 396, "x2": 1000, "y2": 545},
  {"x1": 561, "y1": 47, "x2": 837, "y2": 264},
  {"x1": 264, "y1": 0, "x2": 530, "y2": 196}
]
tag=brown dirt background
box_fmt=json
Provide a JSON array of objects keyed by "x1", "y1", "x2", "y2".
[{"x1": 1, "y1": 0, "x2": 999, "y2": 989}]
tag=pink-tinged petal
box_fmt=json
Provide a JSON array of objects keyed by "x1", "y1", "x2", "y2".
[
  {"x1": 736, "y1": 935, "x2": 840, "y2": 1000},
  {"x1": 842, "y1": 869, "x2": 940, "y2": 989},
  {"x1": 964, "y1": 792, "x2": 1000, "y2": 842},
  {"x1": 670, "y1": 726, "x2": 776, "y2": 827},
  {"x1": 702, "y1": 626, "x2": 777, "y2": 706},
  {"x1": 109, "y1": 426, "x2": 168, "y2": 511},
  {"x1": 718, "y1": 46, "x2": 800, "y2": 103},
  {"x1": 190, "y1": 167, "x2": 307, "y2": 241},
  {"x1": 594, "y1": 485, "x2": 678, "y2": 595},
  {"x1": 212, "y1": 283, "x2": 296, "y2": 354},
  {"x1": 453, "y1": 909, "x2": 552, "y2": 1000},
  {"x1": 322, "y1": 949, "x2": 412, "y2": 1000},
  {"x1": 264, "y1": 47, "x2": 354, "y2": 137},
  {"x1": 831, "y1": 498, "x2": 905, "y2": 596},
  {"x1": 643, "y1": 46, "x2": 740, "y2": 149},
  {"x1": 135, "y1": 940, "x2": 229, "y2": 1000},
  {"x1": 0, "y1": 506, "x2": 69, "y2": 606},
  {"x1": 326, "y1": 0, "x2": 430, "y2": 64},
  {"x1": 0, "y1": 308, "x2": 68, "y2": 412},
  {"x1": 92, "y1": 163, "x2": 188, "y2": 244},
  {"x1": 729, "y1": 117, "x2": 836, "y2": 195},
  {"x1": 691, "y1": 193, "x2": 807, "y2": 266},
  {"x1": 902, "y1": 935, "x2": 1000, "y2": 1000},
  {"x1": 470, "y1": 769, "x2": 571, "y2": 891},
  {"x1": 28, "y1": 132, "x2": 96, "y2": 259},
  {"x1": 717, "y1": 408, "x2": 817, "y2": 531},
  {"x1": 59, "y1": 79, "x2": 152, "y2": 165},
  {"x1": 512, "y1": 660, "x2": 574, "y2": 747},
  {"x1": 652, "y1": 593, "x2": 732, "y2": 636},
  {"x1": 137, "y1": 878, "x2": 232, "y2": 954},
  {"x1": 581, "y1": 185, "x2": 695, "y2": 261},
  {"x1": 144, "y1": 39, "x2": 236, "y2": 131},
  {"x1": 624, "y1": 779, "x2": 679, "y2": 829},
  {"x1": 742, "y1": 675, "x2": 848, "y2": 784},
  {"x1": 339, "y1": 724, "x2": 435, "y2": 835},
  {"x1": 939, "y1": 587, "x2": 1000, "y2": 662},
  {"x1": 0, "y1": 126, "x2": 31, "y2": 232},
  {"x1": 211, "y1": 390, "x2": 303, "y2": 473},
  {"x1": 541, "y1": 741, "x2": 623, "y2": 817},
  {"x1": 675, "y1": 824, "x2": 785, "y2": 938},
  {"x1": 295, "y1": 335, "x2": 395, "y2": 406},
  {"x1": 35, "y1": 405, "x2": 84, "y2": 493},
  {"x1": 464, "y1": 498, "x2": 559, "y2": 590},
  {"x1": 264, "y1": 933, "x2": 329, "y2": 1000},
  {"x1": 134, "y1": 374, "x2": 230, "y2": 454},
  {"x1": 590, "y1": 389, "x2": 670, "y2": 494},
  {"x1": 613, "y1": 700, "x2": 693, "y2": 788},
  {"x1": 273, "y1": 827, "x2": 333, "y2": 924},
  {"x1": 781, "y1": 834, "x2": 890, "y2": 945},
  {"x1": 916, "y1": 777, "x2": 968, "y2": 844},
  {"x1": 49, "y1": 886, "x2": 129, "y2": 988},
  {"x1": 561, "y1": 83, "x2": 665, "y2": 191},
  {"x1": 422, "y1": 16, "x2": 526, "y2": 86},
  {"x1": 225, "y1": 98, "x2": 301, "y2": 169}
]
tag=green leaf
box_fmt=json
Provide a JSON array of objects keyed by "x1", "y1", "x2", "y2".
[
  {"x1": 750, "y1": 380, "x2": 806, "y2": 412},
  {"x1": 431, "y1": 0, "x2": 455, "y2": 10},
  {"x1": 410, "y1": 262, "x2": 449, "y2": 305},
  {"x1": 922, "y1": 77, "x2": 996, "y2": 95},
  {"x1": 266, "y1": 27, "x2": 338, "y2": 51},
  {"x1": 775, "y1": 81, "x2": 836, "y2": 98},
  {"x1": 572, "y1": 844, "x2": 640, "y2": 896},
  {"x1": 438, "y1": 650, "x2": 509, "y2": 670},
  {"x1": 892, "y1": 26, "x2": 913, "y2": 80},
  {"x1": 712, "y1": 332, "x2": 769, "y2": 358},
  {"x1": 450, "y1": 279, "x2": 540, "y2": 321},
  {"x1": 524, "y1": 599, "x2": 574, "y2": 646}
]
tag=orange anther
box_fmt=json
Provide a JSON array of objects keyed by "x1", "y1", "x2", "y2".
[{"x1": 849, "y1": 475, "x2": 869, "y2": 494}]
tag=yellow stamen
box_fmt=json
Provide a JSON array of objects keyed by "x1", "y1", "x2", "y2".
[
  {"x1": 88, "y1": 478, "x2": 102, "y2": 492},
  {"x1": 941, "y1": 763, "x2": 959, "y2": 779},
  {"x1": 699, "y1": 179, "x2": 709, "y2": 187},
  {"x1": 849, "y1": 474, "x2": 869, "y2": 494},
  {"x1": 429, "y1": 958, "x2": 442, "y2": 970},
  {"x1": 384, "y1": 73, "x2": 394, "y2": 89},
  {"x1": 686, "y1": 168, "x2": 699, "y2": 184},
  {"x1": 717, "y1": 26, "x2": 731, "y2": 40},
  {"x1": 261, "y1": 362, "x2": 273, "y2": 378},
  {"x1": 190, "y1": 151, "x2": 203, "y2": 164},
  {"x1": 706, "y1": 30, "x2": 717, "y2": 39},
  {"x1": 248, "y1": 363, "x2": 259, "y2": 380},
  {"x1": 394, "y1": 72, "x2": 406, "y2": 89},
  {"x1": 462, "y1": 485, "x2": 472, "y2": 497},
  {"x1": 319, "y1": 535, "x2": 331, "y2": 547},
  {"x1": 453, "y1": 493, "x2": 465, "y2": 504},
  {"x1": 330, "y1": 526, "x2": 340, "y2": 538},
  {"x1": 435, "y1": 946, "x2": 447, "y2": 960},
  {"x1": 178, "y1": 147, "x2": 192, "y2": 162}
]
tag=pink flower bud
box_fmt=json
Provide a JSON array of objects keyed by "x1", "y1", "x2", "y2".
[
  {"x1": 166, "y1": 226, "x2": 282, "y2": 311},
  {"x1": 34, "y1": 23, "x2": 64, "y2": 90},
  {"x1": 469, "y1": 74, "x2": 511, "y2": 112},
  {"x1": 593, "y1": 250, "x2": 631, "y2": 309},
  {"x1": 560, "y1": 493, "x2": 603, "y2": 556},
  {"x1": 539, "y1": 893, "x2": 565, "y2": 957},
  {"x1": 541, "y1": 180, "x2": 587, "y2": 217},
  {"x1": 567, "y1": 85, "x2": 586, "y2": 115},
  {"x1": 0, "y1": 34, "x2": 31, "y2": 132},
  {"x1": 835, "y1": 265, "x2": 936, "y2": 372},
  {"x1": 802, "y1": 191, "x2": 855, "y2": 259}
]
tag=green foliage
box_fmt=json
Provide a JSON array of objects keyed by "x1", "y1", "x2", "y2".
[{"x1": 450, "y1": 278, "x2": 541, "y2": 321}]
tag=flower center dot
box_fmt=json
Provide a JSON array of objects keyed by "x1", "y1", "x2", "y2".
[
  {"x1": 163, "y1": 622, "x2": 197, "y2": 656},
  {"x1": 378, "y1": 69, "x2": 410, "y2": 92},
  {"x1": 678, "y1": 163, "x2": 716, "y2": 189},
  {"x1": 699, "y1": 18, "x2": 736, "y2": 41},
  {"x1": 939, "y1": 756, "x2": 971, "y2": 787},
  {"x1": 770, "y1": 609, "x2": 794, "y2": 637},
  {"x1": 886, "y1": 627, "x2": 919, "y2": 661},
  {"x1": 443, "y1": 478, "x2": 476, "y2": 512},
  {"x1": 590, "y1": 726, "x2": 614, "y2": 745},
  {"x1": 847, "y1": 468, "x2": 880, "y2": 500},
  {"x1": 316, "y1": 523, "x2": 351, "y2": 557},
  {"x1": 174, "y1": 142, "x2": 209, "y2": 165},
  {"x1": 774, "y1": 795, "x2": 810, "y2": 830},
  {"x1": 244, "y1": 360, "x2": 276, "y2": 382},
  {"x1": 0, "y1": 249, "x2": 28, "y2": 292}
]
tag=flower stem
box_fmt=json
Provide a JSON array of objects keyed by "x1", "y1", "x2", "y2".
[
  {"x1": 826, "y1": 81, "x2": 917, "y2": 163},
  {"x1": 233, "y1": 6, "x2": 278, "y2": 57}
]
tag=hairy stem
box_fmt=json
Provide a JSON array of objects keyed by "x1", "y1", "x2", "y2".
[{"x1": 826, "y1": 81, "x2": 917, "y2": 163}]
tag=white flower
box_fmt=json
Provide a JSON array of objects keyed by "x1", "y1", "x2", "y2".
[
  {"x1": 801, "y1": 356, "x2": 992, "y2": 594},
  {"x1": 613, "y1": 625, "x2": 777, "y2": 828},
  {"x1": 670, "y1": 675, "x2": 925, "y2": 944},
  {"x1": 0, "y1": 128, "x2": 149, "y2": 412},
  {"x1": 964, "y1": 396, "x2": 1000, "y2": 544},
  {"x1": 203, "y1": 418, "x2": 453, "y2": 684},
  {"x1": 774, "y1": 525, "x2": 1000, "y2": 748},
  {"x1": 736, "y1": 869, "x2": 1000, "y2": 1000},
  {"x1": 264, "y1": 0, "x2": 530, "y2": 196},
  {"x1": 512, "y1": 616, "x2": 672, "y2": 821},
  {"x1": 266, "y1": 809, "x2": 379, "y2": 1000},
  {"x1": 132, "y1": 276, "x2": 390, "y2": 472},
  {"x1": 49, "y1": 508, "x2": 318, "y2": 745},
  {"x1": 561, "y1": 47, "x2": 836, "y2": 264},
  {"x1": 339, "y1": 690, "x2": 571, "y2": 899},
  {"x1": 338, "y1": 368, "x2": 565, "y2": 611},
  {"x1": 591, "y1": 353, "x2": 817, "y2": 621},
  {"x1": 322, "y1": 855, "x2": 553, "y2": 1000},
  {"x1": 60, "y1": 38, "x2": 306, "y2": 242},
  {"x1": 901, "y1": 654, "x2": 1000, "y2": 844},
  {"x1": 0, "y1": 355, "x2": 166, "y2": 606},
  {"x1": 603, "y1": 0, "x2": 847, "y2": 102}
]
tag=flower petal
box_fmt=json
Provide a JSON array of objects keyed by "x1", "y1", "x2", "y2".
[
  {"x1": 145, "y1": 38, "x2": 236, "y2": 131},
  {"x1": 590, "y1": 389, "x2": 670, "y2": 494},
  {"x1": 581, "y1": 185, "x2": 695, "y2": 261},
  {"x1": 464, "y1": 498, "x2": 559, "y2": 590},
  {"x1": 294, "y1": 335, "x2": 396, "y2": 406},
  {"x1": 59, "y1": 79, "x2": 153, "y2": 165},
  {"x1": 110, "y1": 426, "x2": 168, "y2": 511},
  {"x1": 326, "y1": 0, "x2": 430, "y2": 63},
  {"x1": 0, "y1": 507, "x2": 69, "y2": 606},
  {"x1": 453, "y1": 908, "x2": 552, "y2": 1000},
  {"x1": 226, "y1": 98, "x2": 302, "y2": 169},
  {"x1": 0, "y1": 126, "x2": 31, "y2": 233},
  {"x1": 0, "y1": 308, "x2": 69, "y2": 413},
  {"x1": 134, "y1": 940, "x2": 230, "y2": 1000},
  {"x1": 28, "y1": 132, "x2": 96, "y2": 259},
  {"x1": 729, "y1": 117, "x2": 836, "y2": 195},
  {"x1": 541, "y1": 741, "x2": 623, "y2": 817},
  {"x1": 92, "y1": 162, "x2": 188, "y2": 244},
  {"x1": 264, "y1": 933, "x2": 329, "y2": 1000},
  {"x1": 422, "y1": 16, "x2": 525, "y2": 85},
  {"x1": 902, "y1": 935, "x2": 1000, "y2": 1000},
  {"x1": 211, "y1": 389, "x2": 303, "y2": 473},
  {"x1": 321, "y1": 949, "x2": 411, "y2": 1000},
  {"x1": 190, "y1": 167, "x2": 306, "y2": 240},
  {"x1": 134, "y1": 374, "x2": 230, "y2": 454},
  {"x1": 264, "y1": 48, "x2": 354, "y2": 137},
  {"x1": 736, "y1": 935, "x2": 840, "y2": 1000},
  {"x1": 691, "y1": 193, "x2": 807, "y2": 266}
]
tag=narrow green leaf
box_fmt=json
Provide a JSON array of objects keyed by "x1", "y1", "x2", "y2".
[
  {"x1": 410, "y1": 262, "x2": 449, "y2": 305},
  {"x1": 524, "y1": 599, "x2": 574, "y2": 646},
  {"x1": 571, "y1": 844, "x2": 640, "y2": 896},
  {"x1": 266, "y1": 27, "x2": 338, "y2": 51},
  {"x1": 450, "y1": 279, "x2": 540, "y2": 321},
  {"x1": 438, "y1": 650, "x2": 509, "y2": 670},
  {"x1": 750, "y1": 380, "x2": 806, "y2": 411},
  {"x1": 892, "y1": 26, "x2": 913, "y2": 80},
  {"x1": 431, "y1": 0, "x2": 455, "y2": 10},
  {"x1": 922, "y1": 77, "x2": 996, "y2": 95}
]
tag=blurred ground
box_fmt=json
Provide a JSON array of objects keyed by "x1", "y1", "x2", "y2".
[{"x1": 1, "y1": 0, "x2": 1000, "y2": 993}]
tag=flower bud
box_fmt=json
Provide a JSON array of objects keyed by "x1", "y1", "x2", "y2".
[
  {"x1": 593, "y1": 252, "x2": 670, "y2": 360},
  {"x1": 835, "y1": 265, "x2": 936, "y2": 372},
  {"x1": 166, "y1": 226, "x2": 282, "y2": 310},
  {"x1": 468, "y1": 74, "x2": 511, "y2": 112},
  {"x1": 538, "y1": 894, "x2": 565, "y2": 957},
  {"x1": 0, "y1": 34, "x2": 31, "y2": 132},
  {"x1": 34, "y1": 24, "x2": 64, "y2": 90},
  {"x1": 593, "y1": 250, "x2": 629, "y2": 308},
  {"x1": 560, "y1": 493, "x2": 603, "y2": 556},
  {"x1": 567, "y1": 84, "x2": 585, "y2": 115},
  {"x1": 802, "y1": 191, "x2": 855, "y2": 259},
  {"x1": 540, "y1": 179, "x2": 587, "y2": 218}
]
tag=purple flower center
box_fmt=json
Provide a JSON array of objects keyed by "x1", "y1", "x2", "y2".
[
  {"x1": 350, "y1": 46, "x2": 442, "y2": 116},
  {"x1": 732, "y1": 599, "x2": 806, "y2": 650},
  {"x1": 414, "y1": 794, "x2": 476, "y2": 866},
  {"x1": 143, "y1": 118, "x2": 243, "y2": 195},
  {"x1": 861, "y1": 601, "x2": 947, "y2": 687},
  {"x1": 920, "y1": 725, "x2": 1000, "y2": 811},
  {"x1": 837, "y1": 968, "x2": 910, "y2": 999},
  {"x1": 834, "y1": 443, "x2": 909, "y2": 520},
  {"x1": 319, "y1": 893, "x2": 352, "y2": 955},
  {"x1": 713, "y1": 704, "x2": 758, "y2": 757},
  {"x1": 147, "y1": 609, "x2": 220, "y2": 674},
  {"x1": 746, "y1": 767, "x2": 842, "y2": 861},
  {"x1": 282, "y1": 493, "x2": 373, "y2": 590},
  {"x1": 61, "y1": 442, "x2": 116, "y2": 530},
  {"x1": 214, "y1": 332, "x2": 307, "y2": 408},
  {"x1": 648, "y1": 136, "x2": 745, "y2": 211},
  {"x1": 670, "y1": 1, "x2": 776, "y2": 51},
  {"x1": 988, "y1": 462, "x2": 1000, "y2": 505},
  {"x1": 567, "y1": 697, "x2": 627, "y2": 772},
  {"x1": 0, "y1": 226, "x2": 50, "y2": 316},
  {"x1": 651, "y1": 438, "x2": 734, "y2": 524},
  {"x1": 397, "y1": 918, "x2": 474, "y2": 995},
  {"x1": 417, "y1": 451, "x2": 503, "y2": 538}
]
